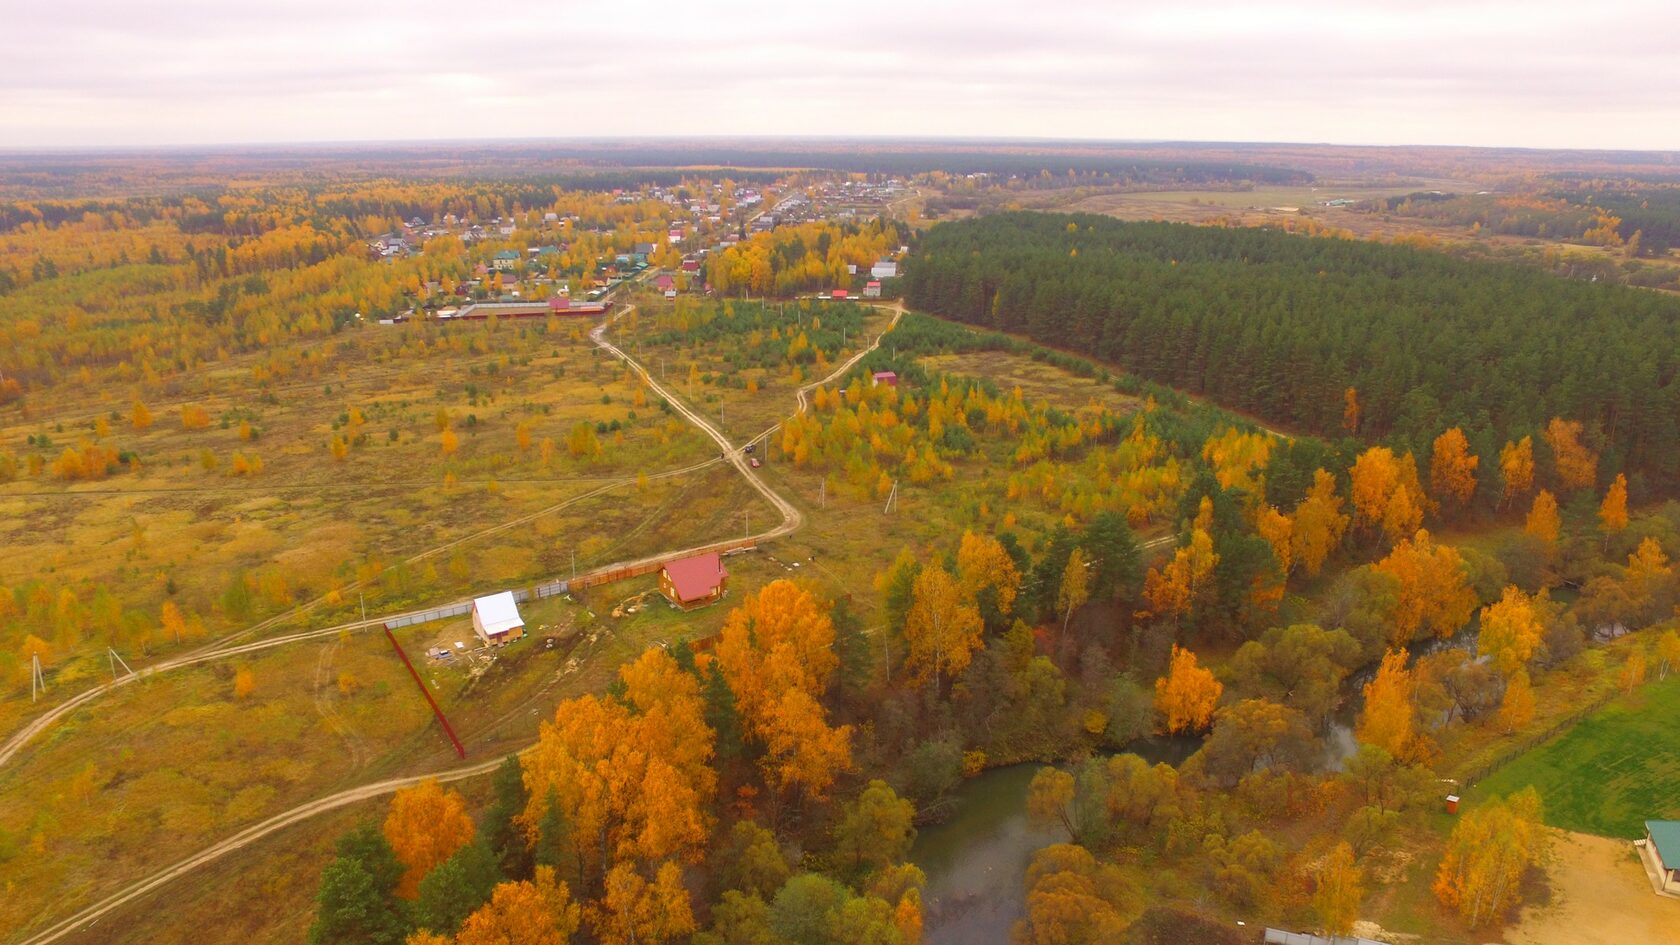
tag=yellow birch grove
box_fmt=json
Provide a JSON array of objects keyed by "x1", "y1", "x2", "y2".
[
  {"x1": 384, "y1": 779, "x2": 476, "y2": 899},
  {"x1": 1153, "y1": 645, "x2": 1222, "y2": 734},
  {"x1": 519, "y1": 648, "x2": 716, "y2": 885},
  {"x1": 1140, "y1": 498, "x2": 1218, "y2": 619},
  {"x1": 1350, "y1": 447, "x2": 1427, "y2": 542},
  {"x1": 1497, "y1": 671, "x2": 1535, "y2": 733},
  {"x1": 455, "y1": 867, "x2": 580, "y2": 945},
  {"x1": 1313, "y1": 842, "x2": 1363, "y2": 936},
  {"x1": 1433, "y1": 788, "x2": 1547, "y2": 927},
  {"x1": 955, "y1": 530, "x2": 1020, "y2": 616}
]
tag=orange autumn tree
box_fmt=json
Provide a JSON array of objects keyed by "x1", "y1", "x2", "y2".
[
  {"x1": 1140, "y1": 498, "x2": 1218, "y2": 619},
  {"x1": 1497, "y1": 671, "x2": 1536, "y2": 733},
  {"x1": 1355, "y1": 650, "x2": 1415, "y2": 759},
  {"x1": 1153, "y1": 645, "x2": 1222, "y2": 734},
  {"x1": 1342, "y1": 387, "x2": 1360, "y2": 434},
  {"x1": 1290, "y1": 469, "x2": 1349, "y2": 577},
  {"x1": 519, "y1": 648, "x2": 716, "y2": 888},
  {"x1": 1498, "y1": 436, "x2": 1535, "y2": 508},
  {"x1": 1542, "y1": 417, "x2": 1597, "y2": 491},
  {"x1": 1372, "y1": 530, "x2": 1476, "y2": 646},
  {"x1": 455, "y1": 867, "x2": 581, "y2": 945},
  {"x1": 1350, "y1": 447, "x2": 1427, "y2": 543},
  {"x1": 1256, "y1": 505, "x2": 1294, "y2": 577},
  {"x1": 1524, "y1": 490, "x2": 1561, "y2": 545},
  {"x1": 955, "y1": 529, "x2": 1020, "y2": 616},
  {"x1": 1598, "y1": 473, "x2": 1629, "y2": 537},
  {"x1": 588, "y1": 861, "x2": 697, "y2": 945},
  {"x1": 385, "y1": 778, "x2": 476, "y2": 899},
  {"x1": 1429, "y1": 427, "x2": 1479, "y2": 512},
  {"x1": 1477, "y1": 586, "x2": 1545, "y2": 677},
  {"x1": 715, "y1": 580, "x2": 852, "y2": 799}
]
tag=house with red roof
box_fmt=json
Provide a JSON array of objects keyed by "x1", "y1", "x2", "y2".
[{"x1": 658, "y1": 552, "x2": 729, "y2": 610}]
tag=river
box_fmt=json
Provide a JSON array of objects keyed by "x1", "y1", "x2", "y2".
[
  {"x1": 909, "y1": 737, "x2": 1198, "y2": 945},
  {"x1": 910, "y1": 627, "x2": 1485, "y2": 944}
]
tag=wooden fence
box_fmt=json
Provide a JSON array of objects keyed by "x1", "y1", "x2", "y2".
[{"x1": 1452, "y1": 686, "x2": 1619, "y2": 788}]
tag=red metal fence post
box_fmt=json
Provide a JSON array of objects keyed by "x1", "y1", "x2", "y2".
[{"x1": 384, "y1": 625, "x2": 466, "y2": 759}]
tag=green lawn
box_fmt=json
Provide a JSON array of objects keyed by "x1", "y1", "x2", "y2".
[{"x1": 1472, "y1": 674, "x2": 1680, "y2": 839}]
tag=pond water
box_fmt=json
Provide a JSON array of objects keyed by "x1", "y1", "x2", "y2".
[{"x1": 909, "y1": 737, "x2": 1199, "y2": 945}]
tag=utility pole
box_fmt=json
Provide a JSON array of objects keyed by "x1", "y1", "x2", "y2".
[
  {"x1": 107, "y1": 647, "x2": 135, "y2": 682},
  {"x1": 359, "y1": 592, "x2": 367, "y2": 626},
  {"x1": 570, "y1": 549, "x2": 576, "y2": 579},
  {"x1": 31, "y1": 654, "x2": 45, "y2": 702},
  {"x1": 744, "y1": 510, "x2": 750, "y2": 537},
  {"x1": 819, "y1": 478, "x2": 826, "y2": 509},
  {"x1": 883, "y1": 480, "x2": 898, "y2": 514}
]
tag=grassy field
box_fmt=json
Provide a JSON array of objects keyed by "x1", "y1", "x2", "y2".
[
  {"x1": 0, "y1": 317, "x2": 719, "y2": 727},
  {"x1": 917, "y1": 350, "x2": 1142, "y2": 416},
  {"x1": 1471, "y1": 673, "x2": 1680, "y2": 839}
]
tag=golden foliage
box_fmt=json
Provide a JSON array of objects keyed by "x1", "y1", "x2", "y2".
[
  {"x1": 1372, "y1": 530, "x2": 1476, "y2": 645},
  {"x1": 1499, "y1": 436, "x2": 1534, "y2": 505},
  {"x1": 1524, "y1": 490, "x2": 1560, "y2": 545},
  {"x1": 1542, "y1": 417, "x2": 1597, "y2": 490},
  {"x1": 384, "y1": 778, "x2": 476, "y2": 899},
  {"x1": 1355, "y1": 650, "x2": 1415, "y2": 759},
  {"x1": 1598, "y1": 473, "x2": 1628, "y2": 534},
  {"x1": 1153, "y1": 645, "x2": 1222, "y2": 734},
  {"x1": 1429, "y1": 427, "x2": 1478, "y2": 510},
  {"x1": 1434, "y1": 788, "x2": 1547, "y2": 927}
]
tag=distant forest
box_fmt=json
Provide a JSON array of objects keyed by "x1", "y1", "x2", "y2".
[{"x1": 904, "y1": 212, "x2": 1680, "y2": 493}]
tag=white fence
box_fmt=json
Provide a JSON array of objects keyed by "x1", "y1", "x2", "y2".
[
  {"x1": 1264, "y1": 931, "x2": 1383, "y2": 945},
  {"x1": 382, "y1": 580, "x2": 572, "y2": 631}
]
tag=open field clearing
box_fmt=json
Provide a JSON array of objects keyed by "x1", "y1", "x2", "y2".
[
  {"x1": 916, "y1": 350, "x2": 1143, "y2": 416},
  {"x1": 1471, "y1": 674, "x2": 1680, "y2": 839},
  {"x1": 0, "y1": 319, "x2": 718, "y2": 729}
]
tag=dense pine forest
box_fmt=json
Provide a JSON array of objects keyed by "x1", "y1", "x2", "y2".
[{"x1": 903, "y1": 213, "x2": 1680, "y2": 496}]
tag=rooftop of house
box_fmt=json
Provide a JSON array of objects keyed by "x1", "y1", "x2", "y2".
[
  {"x1": 473, "y1": 591, "x2": 523, "y2": 636},
  {"x1": 663, "y1": 553, "x2": 728, "y2": 602},
  {"x1": 1649, "y1": 821, "x2": 1680, "y2": 866}
]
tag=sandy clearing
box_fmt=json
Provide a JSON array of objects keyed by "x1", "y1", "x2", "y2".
[{"x1": 1505, "y1": 831, "x2": 1680, "y2": 945}]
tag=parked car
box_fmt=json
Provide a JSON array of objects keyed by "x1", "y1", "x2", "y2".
[{"x1": 749, "y1": 457, "x2": 762, "y2": 468}]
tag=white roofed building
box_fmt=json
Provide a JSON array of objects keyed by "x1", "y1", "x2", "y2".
[{"x1": 472, "y1": 591, "x2": 525, "y2": 646}]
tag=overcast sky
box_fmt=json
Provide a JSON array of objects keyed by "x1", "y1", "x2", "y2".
[{"x1": 4, "y1": 0, "x2": 1678, "y2": 150}]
